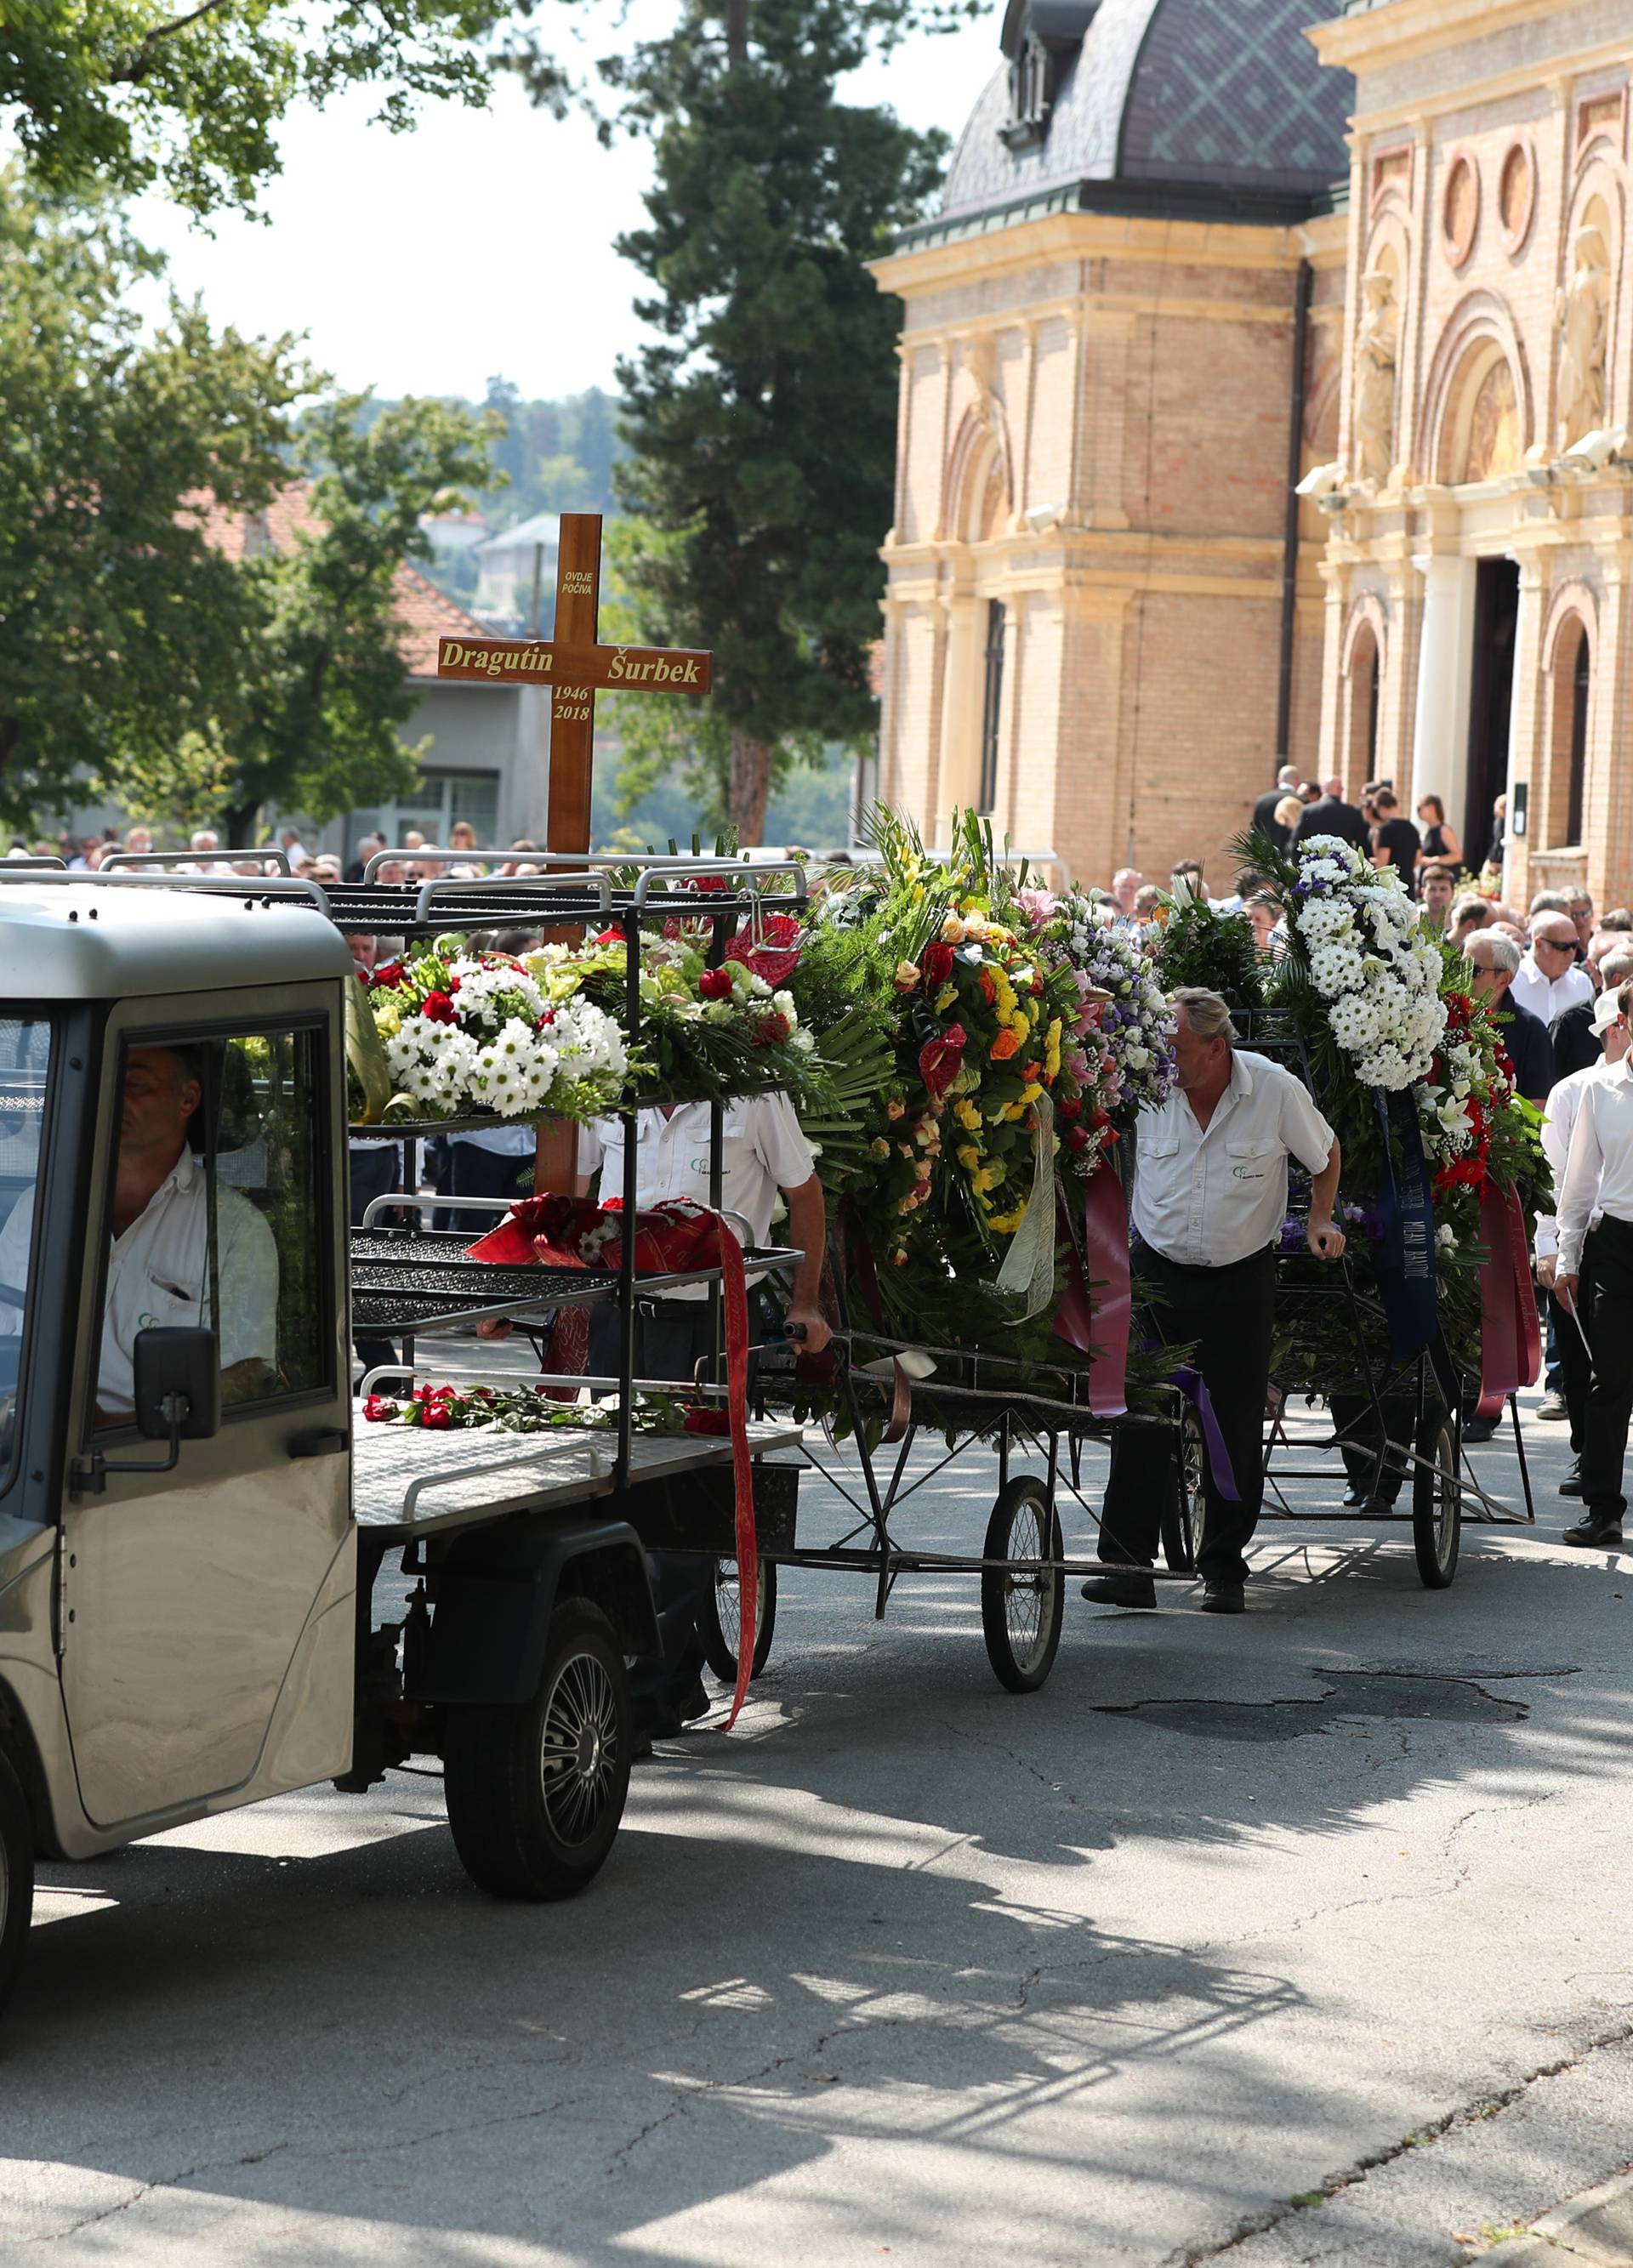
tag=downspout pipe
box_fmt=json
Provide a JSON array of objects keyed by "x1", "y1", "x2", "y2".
[{"x1": 1275, "y1": 259, "x2": 1314, "y2": 774}]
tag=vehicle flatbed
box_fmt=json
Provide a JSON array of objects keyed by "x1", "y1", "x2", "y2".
[{"x1": 351, "y1": 1416, "x2": 805, "y2": 1542}]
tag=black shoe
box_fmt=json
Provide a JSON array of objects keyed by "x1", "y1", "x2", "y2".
[
  {"x1": 1198, "y1": 1579, "x2": 1246, "y2": 1614},
  {"x1": 1081, "y1": 1573, "x2": 1158, "y2": 1610},
  {"x1": 1341, "y1": 1485, "x2": 1368, "y2": 1507},
  {"x1": 1463, "y1": 1417, "x2": 1499, "y2": 1445},
  {"x1": 1560, "y1": 1464, "x2": 1585, "y2": 1499},
  {"x1": 1562, "y1": 1516, "x2": 1624, "y2": 1549}
]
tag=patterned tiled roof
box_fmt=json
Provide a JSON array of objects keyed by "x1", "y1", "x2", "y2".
[
  {"x1": 942, "y1": 0, "x2": 1351, "y2": 219},
  {"x1": 180, "y1": 482, "x2": 483, "y2": 679}
]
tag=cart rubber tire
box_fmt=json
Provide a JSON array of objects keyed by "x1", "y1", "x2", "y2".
[
  {"x1": 0, "y1": 1748, "x2": 33, "y2": 2023},
  {"x1": 1413, "y1": 1411, "x2": 1461, "y2": 1590},
  {"x1": 697, "y1": 1557, "x2": 777, "y2": 1684},
  {"x1": 1160, "y1": 1409, "x2": 1208, "y2": 1575},
  {"x1": 443, "y1": 1600, "x2": 630, "y2": 1901},
  {"x1": 981, "y1": 1477, "x2": 1065, "y2": 1694}
]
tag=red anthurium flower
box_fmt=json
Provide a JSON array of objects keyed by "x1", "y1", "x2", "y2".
[
  {"x1": 726, "y1": 912, "x2": 804, "y2": 986},
  {"x1": 920, "y1": 941, "x2": 955, "y2": 990},
  {"x1": 919, "y1": 1023, "x2": 967, "y2": 1101}
]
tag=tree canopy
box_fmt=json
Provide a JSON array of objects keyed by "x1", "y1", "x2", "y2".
[
  {"x1": 3, "y1": 0, "x2": 977, "y2": 219},
  {"x1": 611, "y1": 0, "x2": 945, "y2": 842},
  {"x1": 0, "y1": 175, "x2": 492, "y2": 836}
]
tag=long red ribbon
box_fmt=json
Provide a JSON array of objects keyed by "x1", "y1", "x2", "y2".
[
  {"x1": 467, "y1": 1195, "x2": 759, "y2": 1730},
  {"x1": 1475, "y1": 1179, "x2": 1541, "y2": 1422}
]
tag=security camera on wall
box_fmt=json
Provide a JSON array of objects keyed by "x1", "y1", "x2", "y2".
[
  {"x1": 1562, "y1": 427, "x2": 1628, "y2": 473},
  {"x1": 1294, "y1": 458, "x2": 1346, "y2": 500}
]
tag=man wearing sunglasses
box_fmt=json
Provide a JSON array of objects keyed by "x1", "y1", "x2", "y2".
[{"x1": 1512, "y1": 912, "x2": 1594, "y2": 1026}]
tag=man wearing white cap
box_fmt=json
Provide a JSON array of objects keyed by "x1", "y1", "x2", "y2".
[
  {"x1": 1535, "y1": 985, "x2": 1631, "y2": 1501},
  {"x1": 1556, "y1": 979, "x2": 1633, "y2": 1548}
]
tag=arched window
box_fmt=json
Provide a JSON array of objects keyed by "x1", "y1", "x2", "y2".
[
  {"x1": 1346, "y1": 621, "x2": 1380, "y2": 799},
  {"x1": 1568, "y1": 631, "x2": 1590, "y2": 846},
  {"x1": 979, "y1": 600, "x2": 1006, "y2": 814},
  {"x1": 1547, "y1": 615, "x2": 1592, "y2": 848}
]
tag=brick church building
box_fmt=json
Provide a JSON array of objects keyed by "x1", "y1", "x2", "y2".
[{"x1": 873, "y1": 0, "x2": 1633, "y2": 910}]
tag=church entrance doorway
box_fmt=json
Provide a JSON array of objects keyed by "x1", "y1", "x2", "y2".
[{"x1": 1463, "y1": 558, "x2": 1518, "y2": 870}]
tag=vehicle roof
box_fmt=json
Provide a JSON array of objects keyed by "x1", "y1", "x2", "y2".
[{"x1": 0, "y1": 885, "x2": 353, "y2": 1002}]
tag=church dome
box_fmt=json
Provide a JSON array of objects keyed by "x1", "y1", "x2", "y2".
[{"x1": 942, "y1": 0, "x2": 1353, "y2": 222}]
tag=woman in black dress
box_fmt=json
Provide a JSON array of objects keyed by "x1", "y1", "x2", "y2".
[{"x1": 1416, "y1": 793, "x2": 1463, "y2": 869}]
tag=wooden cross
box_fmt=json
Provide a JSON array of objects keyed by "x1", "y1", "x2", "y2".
[{"x1": 435, "y1": 511, "x2": 712, "y2": 855}]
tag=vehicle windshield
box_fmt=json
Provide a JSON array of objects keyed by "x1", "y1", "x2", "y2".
[{"x1": 0, "y1": 1019, "x2": 54, "y2": 1483}]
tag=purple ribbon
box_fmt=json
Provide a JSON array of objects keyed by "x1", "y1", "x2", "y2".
[{"x1": 1170, "y1": 1365, "x2": 1242, "y2": 1503}]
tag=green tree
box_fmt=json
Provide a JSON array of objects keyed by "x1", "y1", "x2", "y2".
[
  {"x1": 611, "y1": 0, "x2": 944, "y2": 843},
  {"x1": 0, "y1": 176, "x2": 494, "y2": 835},
  {"x1": 211, "y1": 391, "x2": 494, "y2": 840},
  {"x1": 3, "y1": 0, "x2": 976, "y2": 221},
  {"x1": 0, "y1": 170, "x2": 304, "y2": 824}
]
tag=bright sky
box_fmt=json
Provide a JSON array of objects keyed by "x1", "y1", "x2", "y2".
[{"x1": 128, "y1": 9, "x2": 1001, "y2": 402}]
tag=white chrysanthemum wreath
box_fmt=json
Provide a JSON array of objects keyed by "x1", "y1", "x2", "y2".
[{"x1": 1288, "y1": 835, "x2": 1446, "y2": 1091}]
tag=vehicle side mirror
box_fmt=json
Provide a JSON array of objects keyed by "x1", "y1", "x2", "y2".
[{"x1": 134, "y1": 1327, "x2": 220, "y2": 1444}]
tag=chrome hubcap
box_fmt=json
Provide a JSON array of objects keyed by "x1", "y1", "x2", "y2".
[{"x1": 538, "y1": 1651, "x2": 619, "y2": 1847}]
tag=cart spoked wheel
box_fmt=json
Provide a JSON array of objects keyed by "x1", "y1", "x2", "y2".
[
  {"x1": 698, "y1": 1557, "x2": 777, "y2": 1683},
  {"x1": 981, "y1": 1476, "x2": 1065, "y2": 1694},
  {"x1": 443, "y1": 1600, "x2": 631, "y2": 1900},
  {"x1": 0, "y1": 1748, "x2": 34, "y2": 2021},
  {"x1": 1161, "y1": 1409, "x2": 1208, "y2": 1575},
  {"x1": 1412, "y1": 1411, "x2": 1462, "y2": 1589}
]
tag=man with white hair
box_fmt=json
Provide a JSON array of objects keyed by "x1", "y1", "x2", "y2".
[
  {"x1": 1110, "y1": 868, "x2": 1143, "y2": 918},
  {"x1": 1084, "y1": 987, "x2": 1346, "y2": 1617},
  {"x1": 1468, "y1": 931, "x2": 1553, "y2": 1106},
  {"x1": 1556, "y1": 979, "x2": 1633, "y2": 1549},
  {"x1": 1513, "y1": 912, "x2": 1594, "y2": 1026},
  {"x1": 178, "y1": 827, "x2": 223, "y2": 875}
]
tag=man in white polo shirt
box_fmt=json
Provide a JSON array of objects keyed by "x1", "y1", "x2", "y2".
[
  {"x1": 1084, "y1": 987, "x2": 1345, "y2": 1615},
  {"x1": 578, "y1": 1093, "x2": 831, "y2": 1379},
  {"x1": 1511, "y1": 911, "x2": 1595, "y2": 1026},
  {"x1": 1555, "y1": 978, "x2": 1633, "y2": 1549},
  {"x1": 0, "y1": 1043, "x2": 278, "y2": 1415}
]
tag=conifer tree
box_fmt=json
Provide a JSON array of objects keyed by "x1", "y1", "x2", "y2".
[{"x1": 612, "y1": 0, "x2": 944, "y2": 843}]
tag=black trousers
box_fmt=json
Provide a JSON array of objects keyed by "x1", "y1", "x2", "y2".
[
  {"x1": 1579, "y1": 1216, "x2": 1633, "y2": 1525},
  {"x1": 348, "y1": 1144, "x2": 401, "y2": 1384},
  {"x1": 1550, "y1": 1287, "x2": 1593, "y2": 1455},
  {"x1": 1330, "y1": 1389, "x2": 1413, "y2": 1507},
  {"x1": 433, "y1": 1139, "x2": 532, "y2": 1233},
  {"x1": 587, "y1": 1299, "x2": 744, "y2": 1731},
  {"x1": 1100, "y1": 1245, "x2": 1276, "y2": 1586}
]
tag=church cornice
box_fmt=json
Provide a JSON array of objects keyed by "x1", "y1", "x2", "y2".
[
  {"x1": 1310, "y1": 0, "x2": 1612, "y2": 76},
  {"x1": 872, "y1": 206, "x2": 1327, "y2": 301}
]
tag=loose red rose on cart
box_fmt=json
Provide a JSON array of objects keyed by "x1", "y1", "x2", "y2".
[
  {"x1": 698, "y1": 967, "x2": 734, "y2": 1000},
  {"x1": 919, "y1": 1023, "x2": 967, "y2": 1100},
  {"x1": 421, "y1": 991, "x2": 457, "y2": 1025},
  {"x1": 683, "y1": 1408, "x2": 731, "y2": 1436},
  {"x1": 361, "y1": 1395, "x2": 395, "y2": 1422}
]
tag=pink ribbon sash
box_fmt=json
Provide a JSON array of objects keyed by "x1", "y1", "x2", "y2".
[{"x1": 1474, "y1": 1181, "x2": 1541, "y2": 1423}]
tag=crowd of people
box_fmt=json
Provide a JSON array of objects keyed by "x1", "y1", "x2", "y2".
[
  {"x1": 6, "y1": 821, "x2": 552, "y2": 891},
  {"x1": 1099, "y1": 769, "x2": 1633, "y2": 1544}
]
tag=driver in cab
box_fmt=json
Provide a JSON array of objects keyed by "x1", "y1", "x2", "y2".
[{"x1": 0, "y1": 1044, "x2": 279, "y2": 1417}]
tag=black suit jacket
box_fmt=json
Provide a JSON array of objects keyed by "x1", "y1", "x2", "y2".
[
  {"x1": 1295, "y1": 795, "x2": 1371, "y2": 852},
  {"x1": 1550, "y1": 998, "x2": 1600, "y2": 1083},
  {"x1": 1496, "y1": 1000, "x2": 1555, "y2": 1105}
]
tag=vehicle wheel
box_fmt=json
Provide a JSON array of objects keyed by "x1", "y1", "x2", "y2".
[
  {"x1": 1160, "y1": 1408, "x2": 1208, "y2": 1575},
  {"x1": 0, "y1": 1749, "x2": 34, "y2": 2022},
  {"x1": 697, "y1": 1557, "x2": 777, "y2": 1684},
  {"x1": 443, "y1": 1600, "x2": 630, "y2": 1901},
  {"x1": 1413, "y1": 1411, "x2": 1461, "y2": 1590},
  {"x1": 981, "y1": 1476, "x2": 1064, "y2": 1694}
]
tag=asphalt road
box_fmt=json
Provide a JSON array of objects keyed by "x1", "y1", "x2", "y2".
[{"x1": 3, "y1": 1394, "x2": 1632, "y2": 2266}]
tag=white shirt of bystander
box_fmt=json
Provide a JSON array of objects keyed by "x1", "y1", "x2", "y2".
[
  {"x1": 1556, "y1": 1054, "x2": 1633, "y2": 1279},
  {"x1": 1511, "y1": 950, "x2": 1593, "y2": 1026},
  {"x1": 1132, "y1": 1050, "x2": 1335, "y2": 1269}
]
